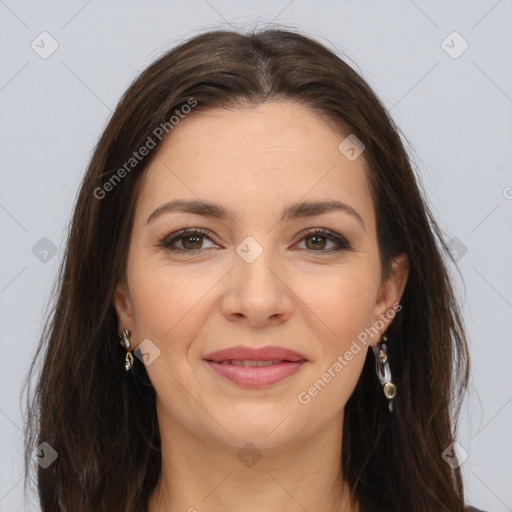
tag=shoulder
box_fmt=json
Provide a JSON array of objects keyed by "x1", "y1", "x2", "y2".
[{"x1": 465, "y1": 506, "x2": 489, "y2": 512}]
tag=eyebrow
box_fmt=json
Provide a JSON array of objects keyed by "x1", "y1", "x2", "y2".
[{"x1": 146, "y1": 199, "x2": 366, "y2": 231}]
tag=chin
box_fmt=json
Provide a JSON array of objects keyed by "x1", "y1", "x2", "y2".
[{"x1": 202, "y1": 402, "x2": 307, "y2": 448}]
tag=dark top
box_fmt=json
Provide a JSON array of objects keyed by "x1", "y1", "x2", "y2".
[{"x1": 466, "y1": 507, "x2": 488, "y2": 512}]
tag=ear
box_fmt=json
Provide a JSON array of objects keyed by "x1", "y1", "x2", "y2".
[
  {"x1": 113, "y1": 279, "x2": 138, "y2": 341},
  {"x1": 370, "y1": 252, "x2": 409, "y2": 346}
]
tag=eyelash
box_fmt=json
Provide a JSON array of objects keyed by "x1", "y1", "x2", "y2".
[{"x1": 158, "y1": 227, "x2": 351, "y2": 254}]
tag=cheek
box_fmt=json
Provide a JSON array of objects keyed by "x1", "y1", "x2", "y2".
[
  {"x1": 295, "y1": 271, "x2": 375, "y2": 413},
  {"x1": 297, "y1": 264, "x2": 378, "y2": 345},
  {"x1": 128, "y1": 256, "x2": 215, "y2": 340},
  {"x1": 129, "y1": 250, "x2": 380, "y2": 350}
]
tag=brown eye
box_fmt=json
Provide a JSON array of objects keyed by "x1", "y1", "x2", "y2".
[
  {"x1": 296, "y1": 229, "x2": 350, "y2": 252},
  {"x1": 304, "y1": 234, "x2": 328, "y2": 250},
  {"x1": 180, "y1": 235, "x2": 204, "y2": 250},
  {"x1": 158, "y1": 227, "x2": 350, "y2": 254},
  {"x1": 159, "y1": 229, "x2": 217, "y2": 252}
]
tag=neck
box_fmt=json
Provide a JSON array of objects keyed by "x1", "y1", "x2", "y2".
[{"x1": 147, "y1": 406, "x2": 360, "y2": 512}]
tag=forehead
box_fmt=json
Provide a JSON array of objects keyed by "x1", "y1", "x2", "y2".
[{"x1": 134, "y1": 101, "x2": 375, "y2": 230}]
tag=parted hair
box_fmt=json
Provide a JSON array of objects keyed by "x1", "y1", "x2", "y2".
[{"x1": 23, "y1": 26, "x2": 470, "y2": 512}]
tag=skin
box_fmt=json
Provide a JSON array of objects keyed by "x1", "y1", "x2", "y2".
[{"x1": 114, "y1": 100, "x2": 409, "y2": 512}]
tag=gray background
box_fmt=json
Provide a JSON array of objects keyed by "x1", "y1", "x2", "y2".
[{"x1": 1, "y1": 1, "x2": 511, "y2": 510}]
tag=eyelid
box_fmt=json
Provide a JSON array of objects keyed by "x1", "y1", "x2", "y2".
[
  {"x1": 292, "y1": 227, "x2": 351, "y2": 251},
  {"x1": 158, "y1": 226, "x2": 351, "y2": 253},
  {"x1": 158, "y1": 227, "x2": 219, "y2": 249}
]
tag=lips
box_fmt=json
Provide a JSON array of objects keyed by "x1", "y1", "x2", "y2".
[
  {"x1": 220, "y1": 359, "x2": 284, "y2": 367},
  {"x1": 204, "y1": 345, "x2": 307, "y2": 363},
  {"x1": 203, "y1": 345, "x2": 308, "y2": 388}
]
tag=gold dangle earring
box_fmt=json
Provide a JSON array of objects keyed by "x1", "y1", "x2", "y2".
[
  {"x1": 119, "y1": 329, "x2": 134, "y2": 371},
  {"x1": 372, "y1": 334, "x2": 397, "y2": 412}
]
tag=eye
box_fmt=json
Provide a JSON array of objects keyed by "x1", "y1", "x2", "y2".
[
  {"x1": 293, "y1": 228, "x2": 351, "y2": 252},
  {"x1": 158, "y1": 228, "x2": 218, "y2": 252},
  {"x1": 158, "y1": 227, "x2": 351, "y2": 254}
]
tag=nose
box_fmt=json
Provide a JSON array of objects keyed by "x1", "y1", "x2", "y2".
[{"x1": 220, "y1": 242, "x2": 294, "y2": 327}]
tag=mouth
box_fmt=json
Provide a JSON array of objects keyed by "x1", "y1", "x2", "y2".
[
  {"x1": 204, "y1": 345, "x2": 307, "y2": 363},
  {"x1": 203, "y1": 345, "x2": 308, "y2": 388},
  {"x1": 215, "y1": 359, "x2": 294, "y2": 367}
]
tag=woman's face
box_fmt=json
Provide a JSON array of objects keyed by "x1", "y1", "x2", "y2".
[{"x1": 114, "y1": 100, "x2": 408, "y2": 450}]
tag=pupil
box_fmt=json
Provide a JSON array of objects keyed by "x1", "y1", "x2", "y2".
[
  {"x1": 184, "y1": 236, "x2": 201, "y2": 249},
  {"x1": 307, "y1": 235, "x2": 326, "y2": 250},
  {"x1": 180, "y1": 234, "x2": 329, "y2": 251}
]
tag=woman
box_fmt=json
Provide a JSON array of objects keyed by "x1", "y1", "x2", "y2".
[{"x1": 23, "y1": 27, "x2": 487, "y2": 512}]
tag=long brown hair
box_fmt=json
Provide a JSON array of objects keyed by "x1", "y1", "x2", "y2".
[{"x1": 22, "y1": 27, "x2": 470, "y2": 512}]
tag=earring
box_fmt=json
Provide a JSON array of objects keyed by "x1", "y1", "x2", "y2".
[
  {"x1": 119, "y1": 329, "x2": 134, "y2": 371},
  {"x1": 372, "y1": 334, "x2": 396, "y2": 412}
]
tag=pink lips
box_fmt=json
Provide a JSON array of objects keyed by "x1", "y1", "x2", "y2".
[{"x1": 204, "y1": 345, "x2": 308, "y2": 388}]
